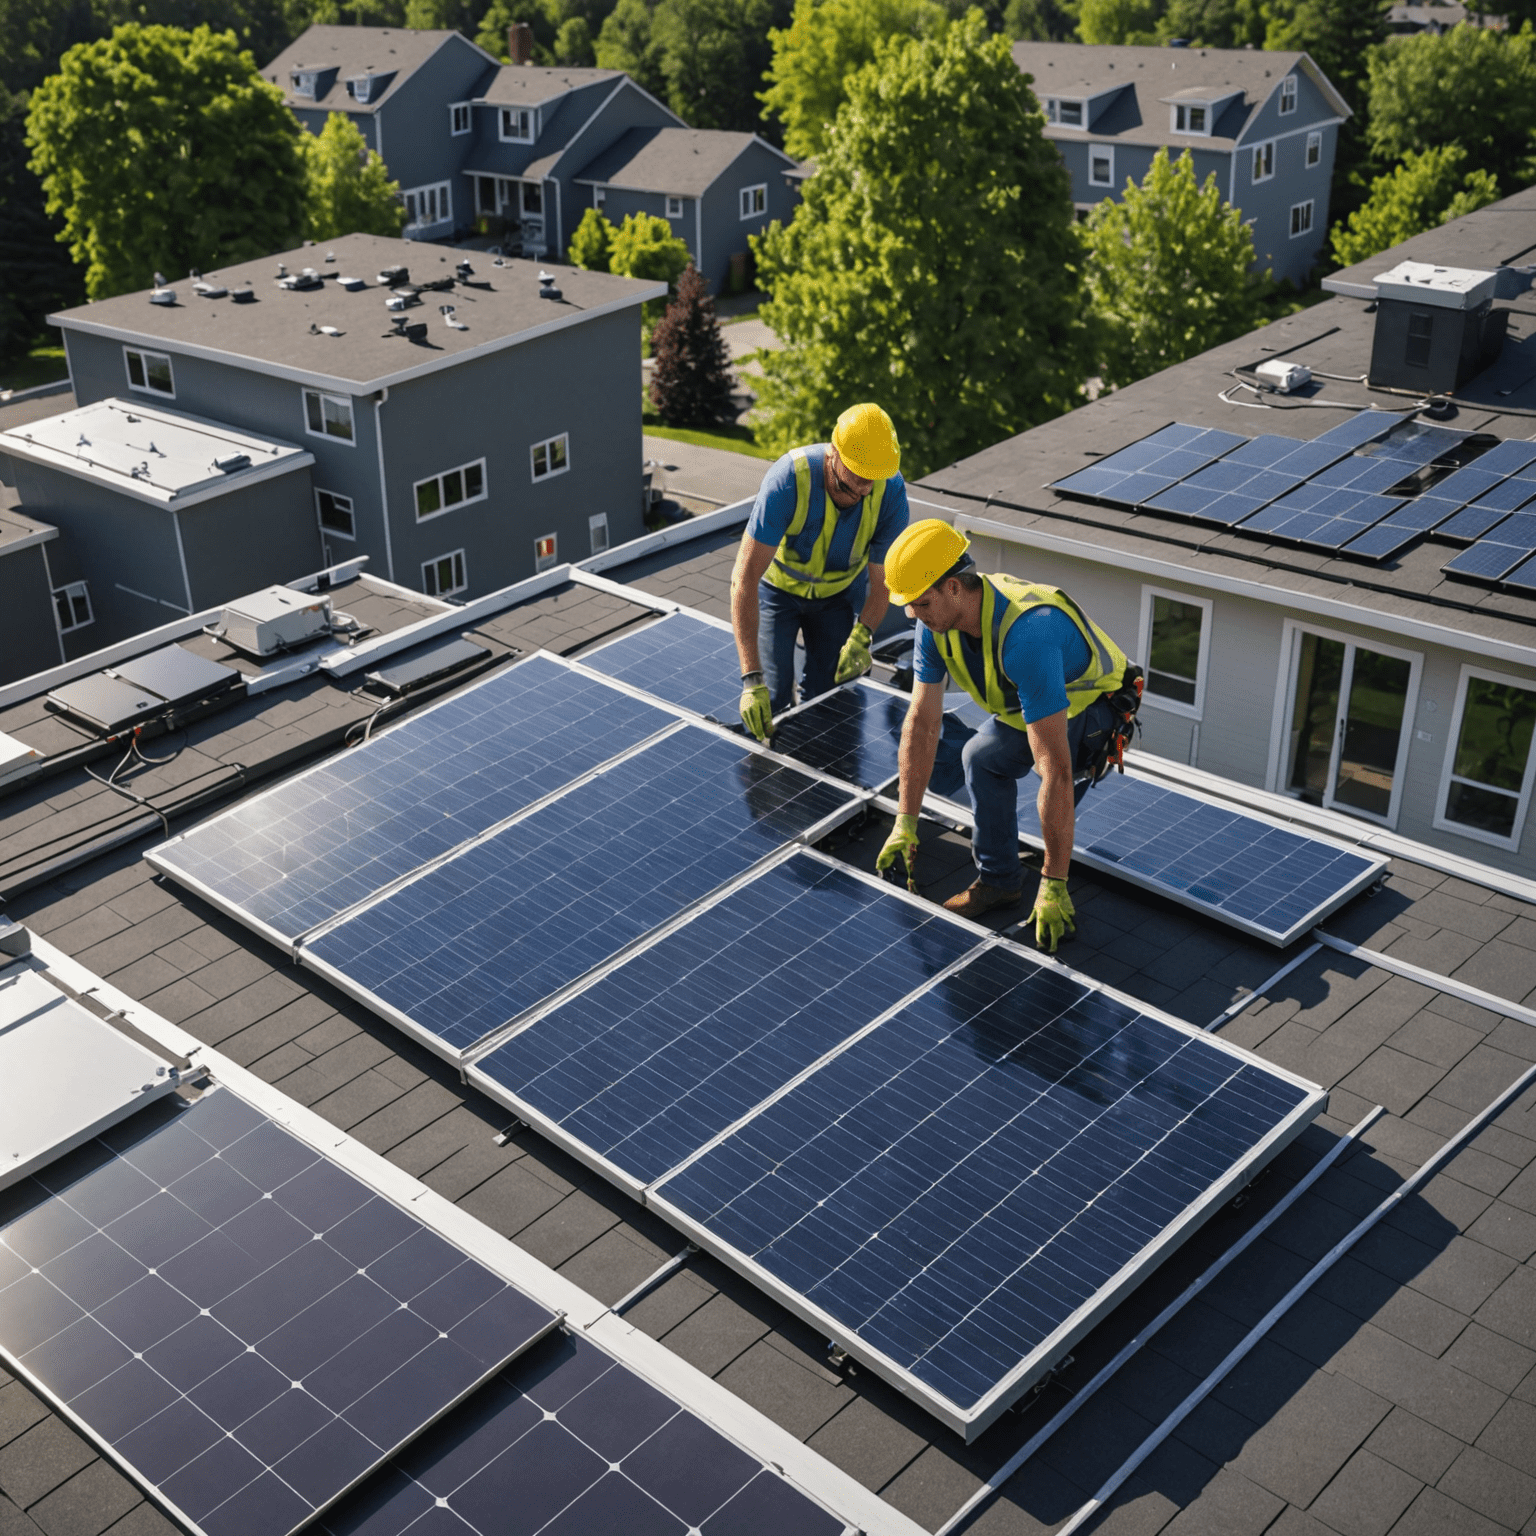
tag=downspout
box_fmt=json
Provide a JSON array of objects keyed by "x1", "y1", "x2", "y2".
[
  {"x1": 170, "y1": 509, "x2": 195, "y2": 612},
  {"x1": 695, "y1": 196, "x2": 703, "y2": 277},
  {"x1": 373, "y1": 388, "x2": 396, "y2": 584},
  {"x1": 551, "y1": 178, "x2": 562, "y2": 260}
]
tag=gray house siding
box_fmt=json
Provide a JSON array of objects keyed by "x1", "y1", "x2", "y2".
[
  {"x1": 377, "y1": 36, "x2": 493, "y2": 209},
  {"x1": 697, "y1": 143, "x2": 799, "y2": 294},
  {"x1": 292, "y1": 104, "x2": 380, "y2": 157},
  {"x1": 0, "y1": 543, "x2": 64, "y2": 683},
  {"x1": 176, "y1": 477, "x2": 325, "y2": 610}
]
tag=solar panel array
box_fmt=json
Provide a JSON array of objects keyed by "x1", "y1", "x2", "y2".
[
  {"x1": 768, "y1": 681, "x2": 908, "y2": 789},
  {"x1": 580, "y1": 609, "x2": 743, "y2": 725}
]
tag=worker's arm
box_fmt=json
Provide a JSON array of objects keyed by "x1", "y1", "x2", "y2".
[
  {"x1": 730, "y1": 532, "x2": 777, "y2": 676},
  {"x1": 835, "y1": 562, "x2": 890, "y2": 684},
  {"x1": 859, "y1": 562, "x2": 890, "y2": 633},
  {"x1": 877, "y1": 681, "x2": 945, "y2": 890},
  {"x1": 1025, "y1": 708, "x2": 1077, "y2": 951}
]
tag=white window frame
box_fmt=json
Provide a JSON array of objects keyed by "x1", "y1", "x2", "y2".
[
  {"x1": 1137, "y1": 586, "x2": 1213, "y2": 721},
  {"x1": 521, "y1": 181, "x2": 543, "y2": 217},
  {"x1": 291, "y1": 70, "x2": 319, "y2": 99},
  {"x1": 53, "y1": 580, "x2": 93, "y2": 634},
  {"x1": 1088, "y1": 145, "x2": 1114, "y2": 189},
  {"x1": 422, "y1": 549, "x2": 467, "y2": 598},
  {"x1": 315, "y1": 488, "x2": 355, "y2": 540},
  {"x1": 1050, "y1": 98, "x2": 1085, "y2": 128},
  {"x1": 450, "y1": 102, "x2": 471, "y2": 135},
  {"x1": 499, "y1": 106, "x2": 535, "y2": 143},
  {"x1": 530, "y1": 433, "x2": 568, "y2": 482},
  {"x1": 1279, "y1": 74, "x2": 1298, "y2": 115},
  {"x1": 534, "y1": 533, "x2": 558, "y2": 572},
  {"x1": 665, "y1": 195, "x2": 684, "y2": 219},
  {"x1": 302, "y1": 388, "x2": 355, "y2": 445},
  {"x1": 1265, "y1": 619, "x2": 1423, "y2": 830},
  {"x1": 1433, "y1": 663, "x2": 1536, "y2": 851},
  {"x1": 588, "y1": 513, "x2": 610, "y2": 556},
  {"x1": 739, "y1": 184, "x2": 767, "y2": 220},
  {"x1": 124, "y1": 347, "x2": 174, "y2": 398},
  {"x1": 1252, "y1": 140, "x2": 1275, "y2": 184},
  {"x1": 1306, "y1": 130, "x2": 1322, "y2": 168},
  {"x1": 402, "y1": 181, "x2": 452, "y2": 231},
  {"x1": 1172, "y1": 103, "x2": 1210, "y2": 135},
  {"x1": 414, "y1": 458, "x2": 486, "y2": 522},
  {"x1": 1290, "y1": 199, "x2": 1314, "y2": 238}
]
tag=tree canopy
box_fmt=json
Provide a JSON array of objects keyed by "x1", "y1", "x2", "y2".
[
  {"x1": 567, "y1": 205, "x2": 615, "y2": 270},
  {"x1": 300, "y1": 110, "x2": 404, "y2": 241},
  {"x1": 28, "y1": 24, "x2": 306, "y2": 299},
  {"x1": 1077, "y1": 0, "x2": 1156, "y2": 43},
  {"x1": 753, "y1": 10, "x2": 1085, "y2": 479},
  {"x1": 649, "y1": 263, "x2": 737, "y2": 425},
  {"x1": 1082, "y1": 146, "x2": 1265, "y2": 391},
  {"x1": 1331, "y1": 144, "x2": 1500, "y2": 267}
]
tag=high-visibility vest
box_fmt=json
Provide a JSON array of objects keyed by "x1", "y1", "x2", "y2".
[
  {"x1": 764, "y1": 447, "x2": 886, "y2": 599},
  {"x1": 937, "y1": 574, "x2": 1129, "y2": 729}
]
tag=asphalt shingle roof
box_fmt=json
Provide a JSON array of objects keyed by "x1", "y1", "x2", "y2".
[{"x1": 574, "y1": 127, "x2": 783, "y2": 198}]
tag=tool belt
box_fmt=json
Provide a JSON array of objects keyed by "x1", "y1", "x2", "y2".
[{"x1": 1082, "y1": 663, "x2": 1144, "y2": 788}]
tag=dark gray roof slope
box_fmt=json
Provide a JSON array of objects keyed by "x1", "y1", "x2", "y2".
[
  {"x1": 476, "y1": 64, "x2": 622, "y2": 107},
  {"x1": 575, "y1": 127, "x2": 792, "y2": 197},
  {"x1": 261, "y1": 26, "x2": 480, "y2": 113}
]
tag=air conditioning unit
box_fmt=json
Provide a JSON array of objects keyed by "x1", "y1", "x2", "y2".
[{"x1": 218, "y1": 587, "x2": 331, "y2": 658}]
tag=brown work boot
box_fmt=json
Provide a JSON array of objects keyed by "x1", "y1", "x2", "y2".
[{"x1": 943, "y1": 880, "x2": 1023, "y2": 918}]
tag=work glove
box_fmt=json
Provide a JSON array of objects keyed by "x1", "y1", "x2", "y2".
[
  {"x1": 1027, "y1": 876, "x2": 1076, "y2": 954},
  {"x1": 740, "y1": 676, "x2": 773, "y2": 740},
  {"x1": 876, "y1": 812, "x2": 920, "y2": 893},
  {"x1": 834, "y1": 622, "x2": 873, "y2": 684}
]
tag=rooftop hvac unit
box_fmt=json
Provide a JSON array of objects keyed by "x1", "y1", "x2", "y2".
[
  {"x1": 1368, "y1": 261, "x2": 1508, "y2": 395},
  {"x1": 216, "y1": 587, "x2": 331, "y2": 657}
]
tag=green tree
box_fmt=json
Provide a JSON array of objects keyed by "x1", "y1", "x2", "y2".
[
  {"x1": 404, "y1": 0, "x2": 479, "y2": 28},
  {"x1": 650, "y1": 0, "x2": 784, "y2": 132},
  {"x1": 761, "y1": 0, "x2": 950, "y2": 160},
  {"x1": 1077, "y1": 0, "x2": 1157, "y2": 42},
  {"x1": 753, "y1": 11, "x2": 1084, "y2": 479},
  {"x1": 593, "y1": 0, "x2": 665, "y2": 90},
  {"x1": 609, "y1": 209, "x2": 691, "y2": 327},
  {"x1": 1366, "y1": 25, "x2": 1536, "y2": 188},
  {"x1": 1083, "y1": 146, "x2": 1265, "y2": 391},
  {"x1": 1330, "y1": 145, "x2": 1500, "y2": 267},
  {"x1": 554, "y1": 12, "x2": 593, "y2": 58},
  {"x1": 1002, "y1": 0, "x2": 1076, "y2": 38},
  {"x1": 1153, "y1": 0, "x2": 1268, "y2": 47},
  {"x1": 567, "y1": 205, "x2": 615, "y2": 270},
  {"x1": 27, "y1": 24, "x2": 306, "y2": 299},
  {"x1": 300, "y1": 111, "x2": 404, "y2": 241},
  {"x1": 649, "y1": 263, "x2": 737, "y2": 425}
]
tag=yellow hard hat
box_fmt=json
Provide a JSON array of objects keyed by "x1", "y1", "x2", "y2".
[
  {"x1": 831, "y1": 402, "x2": 900, "y2": 481},
  {"x1": 884, "y1": 520, "x2": 971, "y2": 605}
]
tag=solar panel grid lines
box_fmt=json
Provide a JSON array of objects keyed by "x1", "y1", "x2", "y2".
[
  {"x1": 766, "y1": 678, "x2": 910, "y2": 791},
  {"x1": 575, "y1": 609, "x2": 744, "y2": 726},
  {"x1": 1049, "y1": 423, "x2": 1249, "y2": 507},
  {"x1": 0, "y1": 1088, "x2": 558, "y2": 1536},
  {"x1": 1310, "y1": 409, "x2": 1405, "y2": 449},
  {"x1": 1442, "y1": 511, "x2": 1536, "y2": 582}
]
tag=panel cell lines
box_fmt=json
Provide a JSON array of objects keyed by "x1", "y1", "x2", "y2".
[
  {"x1": 768, "y1": 683, "x2": 908, "y2": 789},
  {"x1": 1311, "y1": 410, "x2": 1401, "y2": 450},
  {"x1": 580, "y1": 611, "x2": 742, "y2": 726},
  {"x1": 0, "y1": 1091, "x2": 553, "y2": 1536},
  {"x1": 306, "y1": 728, "x2": 855, "y2": 1056},
  {"x1": 1049, "y1": 423, "x2": 1248, "y2": 506},
  {"x1": 1442, "y1": 512, "x2": 1536, "y2": 582},
  {"x1": 655, "y1": 945, "x2": 1311, "y2": 1414},
  {"x1": 320, "y1": 1331, "x2": 846, "y2": 1536},
  {"x1": 151, "y1": 656, "x2": 674, "y2": 942},
  {"x1": 1237, "y1": 483, "x2": 1405, "y2": 551},
  {"x1": 472, "y1": 854, "x2": 979, "y2": 1185}
]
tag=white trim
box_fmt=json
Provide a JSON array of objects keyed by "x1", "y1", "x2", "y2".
[
  {"x1": 123, "y1": 345, "x2": 174, "y2": 398},
  {"x1": 1306, "y1": 129, "x2": 1322, "y2": 168},
  {"x1": 533, "y1": 531, "x2": 558, "y2": 572},
  {"x1": 449, "y1": 101, "x2": 471, "y2": 135},
  {"x1": 1290, "y1": 198, "x2": 1314, "y2": 237},
  {"x1": 1088, "y1": 143, "x2": 1114, "y2": 189},
  {"x1": 1231, "y1": 112, "x2": 1344, "y2": 150},
  {"x1": 498, "y1": 105, "x2": 537, "y2": 142},
  {"x1": 413, "y1": 456, "x2": 487, "y2": 522},
  {"x1": 422, "y1": 547, "x2": 467, "y2": 598},
  {"x1": 738, "y1": 183, "x2": 767, "y2": 220},
  {"x1": 1279, "y1": 73, "x2": 1298, "y2": 115},
  {"x1": 1138, "y1": 584, "x2": 1212, "y2": 720},
  {"x1": 588, "y1": 511, "x2": 610, "y2": 556},
  {"x1": 401, "y1": 179, "x2": 452, "y2": 231},
  {"x1": 170, "y1": 508, "x2": 194, "y2": 613},
  {"x1": 1432, "y1": 662, "x2": 1536, "y2": 852},
  {"x1": 373, "y1": 388, "x2": 395, "y2": 582},
  {"x1": 665, "y1": 194, "x2": 683, "y2": 219},
  {"x1": 530, "y1": 431, "x2": 568, "y2": 482},
  {"x1": 1251, "y1": 138, "x2": 1275, "y2": 184},
  {"x1": 1171, "y1": 103, "x2": 1212, "y2": 136},
  {"x1": 36, "y1": 541, "x2": 68, "y2": 666},
  {"x1": 51, "y1": 579, "x2": 93, "y2": 635},
  {"x1": 302, "y1": 386, "x2": 356, "y2": 445}
]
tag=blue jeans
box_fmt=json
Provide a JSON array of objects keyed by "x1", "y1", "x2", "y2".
[
  {"x1": 963, "y1": 698, "x2": 1115, "y2": 887},
  {"x1": 759, "y1": 572, "x2": 868, "y2": 713}
]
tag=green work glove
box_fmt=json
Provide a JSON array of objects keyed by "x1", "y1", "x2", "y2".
[
  {"x1": 876, "y1": 812, "x2": 920, "y2": 892},
  {"x1": 740, "y1": 677, "x2": 773, "y2": 741},
  {"x1": 1028, "y1": 876, "x2": 1076, "y2": 954},
  {"x1": 834, "y1": 622, "x2": 873, "y2": 684}
]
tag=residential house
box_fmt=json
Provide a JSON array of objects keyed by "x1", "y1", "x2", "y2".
[{"x1": 1013, "y1": 42, "x2": 1351, "y2": 285}]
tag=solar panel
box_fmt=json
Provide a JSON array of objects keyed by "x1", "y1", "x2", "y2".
[
  {"x1": 1342, "y1": 514, "x2": 1435, "y2": 561},
  {"x1": 468, "y1": 852, "x2": 978, "y2": 1189},
  {"x1": 1049, "y1": 424, "x2": 1247, "y2": 506},
  {"x1": 1310, "y1": 456, "x2": 1418, "y2": 494},
  {"x1": 149, "y1": 656, "x2": 676, "y2": 944},
  {"x1": 1238, "y1": 485, "x2": 1403, "y2": 550},
  {"x1": 1504, "y1": 553, "x2": 1536, "y2": 593},
  {"x1": 767, "y1": 682, "x2": 908, "y2": 790},
  {"x1": 1442, "y1": 513, "x2": 1536, "y2": 582},
  {"x1": 1311, "y1": 411, "x2": 1401, "y2": 450},
  {"x1": 0, "y1": 1089, "x2": 556, "y2": 1536},
  {"x1": 1460, "y1": 474, "x2": 1536, "y2": 515},
  {"x1": 304, "y1": 728, "x2": 857, "y2": 1060},
  {"x1": 579, "y1": 611, "x2": 742, "y2": 725},
  {"x1": 1437, "y1": 503, "x2": 1516, "y2": 543},
  {"x1": 651, "y1": 943, "x2": 1323, "y2": 1438},
  {"x1": 1358, "y1": 420, "x2": 1469, "y2": 464},
  {"x1": 319, "y1": 1331, "x2": 849, "y2": 1536}
]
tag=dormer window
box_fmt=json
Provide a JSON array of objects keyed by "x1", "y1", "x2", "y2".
[
  {"x1": 291, "y1": 69, "x2": 319, "y2": 99},
  {"x1": 500, "y1": 107, "x2": 535, "y2": 142},
  {"x1": 347, "y1": 71, "x2": 393, "y2": 103},
  {"x1": 1173, "y1": 103, "x2": 1208, "y2": 134},
  {"x1": 1045, "y1": 98, "x2": 1084, "y2": 128},
  {"x1": 1279, "y1": 74, "x2": 1298, "y2": 114}
]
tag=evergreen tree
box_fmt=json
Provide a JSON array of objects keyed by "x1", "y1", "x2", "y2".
[
  {"x1": 1331, "y1": 146, "x2": 1500, "y2": 267},
  {"x1": 301, "y1": 111, "x2": 405, "y2": 242},
  {"x1": 649, "y1": 263, "x2": 737, "y2": 426},
  {"x1": 567, "y1": 206, "x2": 615, "y2": 270}
]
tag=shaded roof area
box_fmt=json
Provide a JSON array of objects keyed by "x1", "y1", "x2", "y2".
[
  {"x1": 0, "y1": 517, "x2": 1533, "y2": 1536},
  {"x1": 574, "y1": 127, "x2": 787, "y2": 197},
  {"x1": 476, "y1": 64, "x2": 621, "y2": 107},
  {"x1": 260, "y1": 25, "x2": 474, "y2": 113},
  {"x1": 0, "y1": 506, "x2": 53, "y2": 557}
]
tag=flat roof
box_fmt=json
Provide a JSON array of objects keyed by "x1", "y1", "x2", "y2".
[{"x1": 49, "y1": 234, "x2": 667, "y2": 394}]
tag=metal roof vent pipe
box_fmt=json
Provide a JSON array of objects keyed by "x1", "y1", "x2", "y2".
[
  {"x1": 537, "y1": 270, "x2": 562, "y2": 301},
  {"x1": 509, "y1": 21, "x2": 533, "y2": 63}
]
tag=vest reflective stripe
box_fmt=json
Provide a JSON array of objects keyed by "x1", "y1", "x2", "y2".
[
  {"x1": 936, "y1": 574, "x2": 1129, "y2": 729},
  {"x1": 765, "y1": 448, "x2": 886, "y2": 598}
]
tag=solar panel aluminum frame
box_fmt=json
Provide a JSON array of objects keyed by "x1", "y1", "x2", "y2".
[{"x1": 644, "y1": 927, "x2": 1327, "y2": 1442}]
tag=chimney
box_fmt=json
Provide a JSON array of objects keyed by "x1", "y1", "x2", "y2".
[{"x1": 508, "y1": 22, "x2": 533, "y2": 64}]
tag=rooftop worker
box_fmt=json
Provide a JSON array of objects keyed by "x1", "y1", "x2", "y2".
[
  {"x1": 875, "y1": 521, "x2": 1141, "y2": 951},
  {"x1": 732, "y1": 403, "x2": 909, "y2": 740}
]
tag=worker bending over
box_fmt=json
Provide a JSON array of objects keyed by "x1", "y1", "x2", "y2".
[
  {"x1": 876, "y1": 521, "x2": 1137, "y2": 952},
  {"x1": 732, "y1": 403, "x2": 909, "y2": 740}
]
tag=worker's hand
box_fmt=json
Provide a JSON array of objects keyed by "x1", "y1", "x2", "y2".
[
  {"x1": 834, "y1": 622, "x2": 873, "y2": 684},
  {"x1": 876, "y1": 812, "x2": 920, "y2": 892},
  {"x1": 740, "y1": 679, "x2": 773, "y2": 740},
  {"x1": 1027, "y1": 876, "x2": 1075, "y2": 953}
]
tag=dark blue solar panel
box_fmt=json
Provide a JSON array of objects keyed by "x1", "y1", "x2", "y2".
[
  {"x1": 1504, "y1": 554, "x2": 1536, "y2": 593},
  {"x1": 580, "y1": 611, "x2": 741, "y2": 725},
  {"x1": 1459, "y1": 476, "x2": 1536, "y2": 516},
  {"x1": 1442, "y1": 513, "x2": 1536, "y2": 582},
  {"x1": 1050, "y1": 424, "x2": 1247, "y2": 505},
  {"x1": 1359, "y1": 420, "x2": 1469, "y2": 464},
  {"x1": 319, "y1": 1332, "x2": 846, "y2": 1536},
  {"x1": 655, "y1": 944, "x2": 1313, "y2": 1413},
  {"x1": 1438, "y1": 503, "x2": 1514, "y2": 543},
  {"x1": 0, "y1": 1091, "x2": 553, "y2": 1536},
  {"x1": 306, "y1": 729, "x2": 855, "y2": 1056},
  {"x1": 151, "y1": 657, "x2": 674, "y2": 942},
  {"x1": 768, "y1": 683, "x2": 907, "y2": 789},
  {"x1": 1239, "y1": 487, "x2": 1402, "y2": 549},
  {"x1": 1311, "y1": 457, "x2": 1416, "y2": 494},
  {"x1": 1312, "y1": 411, "x2": 1400, "y2": 450},
  {"x1": 1342, "y1": 516, "x2": 1430, "y2": 561},
  {"x1": 472, "y1": 854, "x2": 978, "y2": 1185}
]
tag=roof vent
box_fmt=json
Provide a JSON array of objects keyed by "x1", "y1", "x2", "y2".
[
  {"x1": 1369, "y1": 260, "x2": 1508, "y2": 394},
  {"x1": 456, "y1": 260, "x2": 475, "y2": 280},
  {"x1": 194, "y1": 281, "x2": 227, "y2": 298},
  {"x1": 231, "y1": 287, "x2": 255, "y2": 303},
  {"x1": 280, "y1": 269, "x2": 323, "y2": 291},
  {"x1": 537, "y1": 270, "x2": 562, "y2": 301},
  {"x1": 440, "y1": 304, "x2": 468, "y2": 330},
  {"x1": 149, "y1": 287, "x2": 176, "y2": 305},
  {"x1": 325, "y1": 250, "x2": 337, "y2": 263},
  {"x1": 377, "y1": 265, "x2": 409, "y2": 288},
  {"x1": 213, "y1": 452, "x2": 251, "y2": 473},
  {"x1": 338, "y1": 275, "x2": 365, "y2": 291},
  {"x1": 404, "y1": 321, "x2": 428, "y2": 343}
]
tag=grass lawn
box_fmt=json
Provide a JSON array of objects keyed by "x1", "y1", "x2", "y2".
[
  {"x1": 643, "y1": 417, "x2": 777, "y2": 460},
  {"x1": 2, "y1": 345, "x2": 69, "y2": 395}
]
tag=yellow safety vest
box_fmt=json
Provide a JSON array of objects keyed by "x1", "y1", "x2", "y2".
[
  {"x1": 937, "y1": 574, "x2": 1129, "y2": 730},
  {"x1": 765, "y1": 447, "x2": 886, "y2": 599}
]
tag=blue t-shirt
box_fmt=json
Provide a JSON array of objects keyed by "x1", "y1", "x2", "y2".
[
  {"x1": 747, "y1": 445, "x2": 910, "y2": 571},
  {"x1": 915, "y1": 591, "x2": 1090, "y2": 724}
]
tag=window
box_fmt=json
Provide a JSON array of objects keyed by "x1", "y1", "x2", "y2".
[
  {"x1": 1173, "y1": 103, "x2": 1208, "y2": 134},
  {"x1": 1139, "y1": 588, "x2": 1211, "y2": 718},
  {"x1": 530, "y1": 433, "x2": 568, "y2": 481},
  {"x1": 291, "y1": 70, "x2": 319, "y2": 98},
  {"x1": 521, "y1": 181, "x2": 543, "y2": 216},
  {"x1": 500, "y1": 107, "x2": 534, "y2": 142},
  {"x1": 303, "y1": 389, "x2": 354, "y2": 443},
  {"x1": 1056, "y1": 99, "x2": 1083, "y2": 127},
  {"x1": 665, "y1": 195, "x2": 683, "y2": 219},
  {"x1": 1306, "y1": 130, "x2": 1322, "y2": 168},
  {"x1": 534, "y1": 533, "x2": 558, "y2": 571},
  {"x1": 1405, "y1": 310, "x2": 1435, "y2": 369},
  {"x1": 403, "y1": 182, "x2": 451, "y2": 230},
  {"x1": 1089, "y1": 146, "x2": 1113, "y2": 188},
  {"x1": 739, "y1": 184, "x2": 767, "y2": 220},
  {"x1": 1290, "y1": 199, "x2": 1314, "y2": 237},
  {"x1": 316, "y1": 489, "x2": 355, "y2": 539},
  {"x1": 1252, "y1": 140, "x2": 1274, "y2": 183},
  {"x1": 414, "y1": 458, "x2": 486, "y2": 520},
  {"x1": 423, "y1": 550, "x2": 467, "y2": 598},
  {"x1": 588, "y1": 513, "x2": 610, "y2": 556},
  {"x1": 124, "y1": 348, "x2": 174, "y2": 397},
  {"x1": 1436, "y1": 667, "x2": 1536, "y2": 848},
  {"x1": 450, "y1": 103, "x2": 471, "y2": 135},
  {"x1": 53, "y1": 581, "x2": 92, "y2": 633},
  {"x1": 1279, "y1": 74, "x2": 1298, "y2": 114}
]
